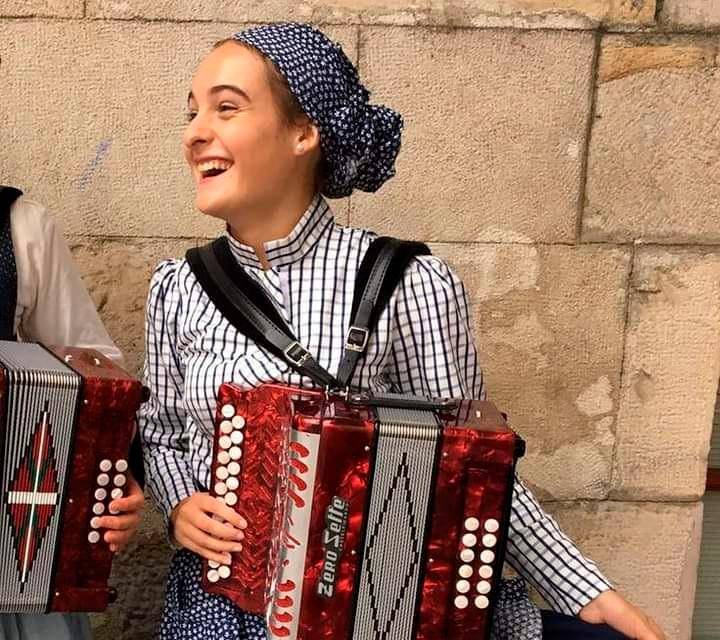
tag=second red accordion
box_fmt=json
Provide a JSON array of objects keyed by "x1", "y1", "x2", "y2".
[{"x1": 201, "y1": 383, "x2": 524, "y2": 640}]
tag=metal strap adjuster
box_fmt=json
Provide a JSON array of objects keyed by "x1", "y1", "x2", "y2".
[
  {"x1": 283, "y1": 341, "x2": 312, "y2": 367},
  {"x1": 345, "y1": 326, "x2": 369, "y2": 353}
]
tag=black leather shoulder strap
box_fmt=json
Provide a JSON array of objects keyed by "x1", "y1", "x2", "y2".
[
  {"x1": 0, "y1": 187, "x2": 22, "y2": 342},
  {"x1": 0, "y1": 187, "x2": 23, "y2": 221},
  {"x1": 335, "y1": 236, "x2": 431, "y2": 388},
  {"x1": 186, "y1": 238, "x2": 339, "y2": 389}
]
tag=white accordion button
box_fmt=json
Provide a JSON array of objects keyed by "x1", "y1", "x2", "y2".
[
  {"x1": 475, "y1": 595, "x2": 490, "y2": 609},
  {"x1": 93, "y1": 502, "x2": 105, "y2": 515},
  {"x1": 214, "y1": 482, "x2": 228, "y2": 496},
  {"x1": 218, "y1": 565, "x2": 231, "y2": 579},
  {"x1": 97, "y1": 473, "x2": 110, "y2": 487},
  {"x1": 230, "y1": 430, "x2": 244, "y2": 445},
  {"x1": 482, "y1": 534, "x2": 497, "y2": 548},
  {"x1": 113, "y1": 474, "x2": 127, "y2": 487},
  {"x1": 458, "y1": 565, "x2": 473, "y2": 579},
  {"x1": 477, "y1": 580, "x2": 492, "y2": 594},
  {"x1": 454, "y1": 595, "x2": 469, "y2": 610},
  {"x1": 115, "y1": 459, "x2": 128, "y2": 473},
  {"x1": 220, "y1": 420, "x2": 233, "y2": 435},
  {"x1": 224, "y1": 493, "x2": 238, "y2": 507},
  {"x1": 111, "y1": 488, "x2": 123, "y2": 500},
  {"x1": 221, "y1": 404, "x2": 235, "y2": 419},
  {"x1": 456, "y1": 580, "x2": 470, "y2": 594},
  {"x1": 217, "y1": 451, "x2": 231, "y2": 465},
  {"x1": 219, "y1": 436, "x2": 232, "y2": 450},
  {"x1": 216, "y1": 466, "x2": 229, "y2": 481},
  {"x1": 227, "y1": 461, "x2": 241, "y2": 476},
  {"x1": 88, "y1": 531, "x2": 101, "y2": 544},
  {"x1": 229, "y1": 446, "x2": 242, "y2": 460},
  {"x1": 226, "y1": 477, "x2": 239, "y2": 491},
  {"x1": 478, "y1": 565, "x2": 493, "y2": 579},
  {"x1": 90, "y1": 517, "x2": 101, "y2": 529},
  {"x1": 109, "y1": 504, "x2": 120, "y2": 515},
  {"x1": 207, "y1": 569, "x2": 220, "y2": 583},
  {"x1": 232, "y1": 415, "x2": 245, "y2": 429},
  {"x1": 95, "y1": 488, "x2": 107, "y2": 501},
  {"x1": 462, "y1": 533, "x2": 477, "y2": 548},
  {"x1": 460, "y1": 548, "x2": 475, "y2": 563},
  {"x1": 464, "y1": 517, "x2": 480, "y2": 532},
  {"x1": 99, "y1": 459, "x2": 112, "y2": 472},
  {"x1": 480, "y1": 550, "x2": 495, "y2": 564},
  {"x1": 209, "y1": 560, "x2": 220, "y2": 569},
  {"x1": 484, "y1": 518, "x2": 500, "y2": 533}
]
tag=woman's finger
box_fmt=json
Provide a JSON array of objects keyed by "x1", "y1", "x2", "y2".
[
  {"x1": 199, "y1": 494, "x2": 247, "y2": 530},
  {"x1": 97, "y1": 513, "x2": 141, "y2": 531}
]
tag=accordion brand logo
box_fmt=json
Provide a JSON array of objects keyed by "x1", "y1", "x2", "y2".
[{"x1": 317, "y1": 496, "x2": 349, "y2": 598}]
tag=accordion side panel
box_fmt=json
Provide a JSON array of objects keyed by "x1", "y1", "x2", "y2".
[{"x1": 49, "y1": 348, "x2": 142, "y2": 611}]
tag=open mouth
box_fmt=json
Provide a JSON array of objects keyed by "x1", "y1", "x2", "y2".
[{"x1": 198, "y1": 159, "x2": 232, "y2": 179}]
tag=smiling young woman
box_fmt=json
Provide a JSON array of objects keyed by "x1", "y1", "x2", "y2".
[{"x1": 139, "y1": 23, "x2": 665, "y2": 640}]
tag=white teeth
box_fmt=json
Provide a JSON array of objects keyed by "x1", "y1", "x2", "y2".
[{"x1": 198, "y1": 159, "x2": 232, "y2": 174}]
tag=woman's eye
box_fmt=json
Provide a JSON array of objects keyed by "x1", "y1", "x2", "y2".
[
  {"x1": 186, "y1": 111, "x2": 197, "y2": 122},
  {"x1": 218, "y1": 103, "x2": 237, "y2": 113}
]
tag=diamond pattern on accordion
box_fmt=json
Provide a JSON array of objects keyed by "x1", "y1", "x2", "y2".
[
  {"x1": 88, "y1": 458, "x2": 128, "y2": 544},
  {"x1": 6, "y1": 402, "x2": 59, "y2": 588},
  {"x1": 454, "y1": 516, "x2": 501, "y2": 611}
]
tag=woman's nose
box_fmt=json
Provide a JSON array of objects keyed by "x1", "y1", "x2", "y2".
[{"x1": 183, "y1": 112, "x2": 213, "y2": 150}]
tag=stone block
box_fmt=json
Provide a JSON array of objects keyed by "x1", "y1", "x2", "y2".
[
  {"x1": 0, "y1": 0, "x2": 81, "y2": 17},
  {"x1": 433, "y1": 242, "x2": 630, "y2": 499},
  {"x1": 352, "y1": 27, "x2": 595, "y2": 243},
  {"x1": 611, "y1": 248, "x2": 720, "y2": 500},
  {"x1": 584, "y1": 36, "x2": 720, "y2": 244},
  {"x1": 659, "y1": 0, "x2": 720, "y2": 30}
]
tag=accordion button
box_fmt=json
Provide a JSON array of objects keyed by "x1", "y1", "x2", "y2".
[
  {"x1": 95, "y1": 488, "x2": 107, "y2": 501},
  {"x1": 456, "y1": 580, "x2": 470, "y2": 594},
  {"x1": 218, "y1": 565, "x2": 231, "y2": 579},
  {"x1": 462, "y1": 533, "x2": 477, "y2": 548},
  {"x1": 458, "y1": 565, "x2": 473, "y2": 579},
  {"x1": 216, "y1": 466, "x2": 229, "y2": 480},
  {"x1": 209, "y1": 560, "x2": 220, "y2": 569},
  {"x1": 475, "y1": 595, "x2": 490, "y2": 609},
  {"x1": 97, "y1": 473, "x2": 110, "y2": 486},
  {"x1": 224, "y1": 493, "x2": 238, "y2": 507},
  {"x1": 478, "y1": 565, "x2": 493, "y2": 579},
  {"x1": 218, "y1": 451, "x2": 231, "y2": 465},
  {"x1": 116, "y1": 459, "x2": 128, "y2": 473},
  {"x1": 229, "y1": 446, "x2": 242, "y2": 460},
  {"x1": 476, "y1": 580, "x2": 491, "y2": 595},
  {"x1": 220, "y1": 420, "x2": 233, "y2": 434},
  {"x1": 480, "y1": 550, "x2": 495, "y2": 564},
  {"x1": 484, "y1": 518, "x2": 500, "y2": 533},
  {"x1": 227, "y1": 461, "x2": 241, "y2": 476},
  {"x1": 454, "y1": 595, "x2": 469, "y2": 609},
  {"x1": 460, "y1": 549, "x2": 474, "y2": 563},
  {"x1": 221, "y1": 404, "x2": 236, "y2": 419},
  {"x1": 214, "y1": 482, "x2": 228, "y2": 495},
  {"x1": 226, "y1": 477, "x2": 239, "y2": 491},
  {"x1": 482, "y1": 534, "x2": 497, "y2": 548},
  {"x1": 88, "y1": 531, "x2": 101, "y2": 544},
  {"x1": 207, "y1": 569, "x2": 220, "y2": 583},
  {"x1": 114, "y1": 474, "x2": 127, "y2": 487},
  {"x1": 90, "y1": 517, "x2": 101, "y2": 529},
  {"x1": 111, "y1": 488, "x2": 123, "y2": 500},
  {"x1": 230, "y1": 431, "x2": 244, "y2": 445},
  {"x1": 464, "y1": 517, "x2": 480, "y2": 532},
  {"x1": 219, "y1": 436, "x2": 232, "y2": 450},
  {"x1": 232, "y1": 415, "x2": 245, "y2": 429},
  {"x1": 99, "y1": 459, "x2": 112, "y2": 472},
  {"x1": 93, "y1": 502, "x2": 105, "y2": 515}
]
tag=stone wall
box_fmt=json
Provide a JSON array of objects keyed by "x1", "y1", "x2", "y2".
[{"x1": 1, "y1": 1, "x2": 719, "y2": 638}]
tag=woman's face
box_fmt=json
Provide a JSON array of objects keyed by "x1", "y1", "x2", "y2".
[{"x1": 184, "y1": 42, "x2": 304, "y2": 221}]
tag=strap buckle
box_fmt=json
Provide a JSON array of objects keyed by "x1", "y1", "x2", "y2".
[
  {"x1": 345, "y1": 326, "x2": 369, "y2": 353},
  {"x1": 283, "y1": 341, "x2": 312, "y2": 367}
]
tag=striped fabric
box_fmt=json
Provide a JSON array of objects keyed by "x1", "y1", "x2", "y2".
[{"x1": 138, "y1": 195, "x2": 612, "y2": 616}]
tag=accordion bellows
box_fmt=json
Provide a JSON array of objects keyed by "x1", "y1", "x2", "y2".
[
  {"x1": 0, "y1": 341, "x2": 143, "y2": 613},
  {"x1": 203, "y1": 383, "x2": 524, "y2": 640}
]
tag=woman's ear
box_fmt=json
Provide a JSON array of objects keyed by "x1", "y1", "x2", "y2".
[{"x1": 294, "y1": 120, "x2": 320, "y2": 156}]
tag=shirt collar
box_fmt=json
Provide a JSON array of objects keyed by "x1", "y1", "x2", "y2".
[{"x1": 224, "y1": 195, "x2": 334, "y2": 270}]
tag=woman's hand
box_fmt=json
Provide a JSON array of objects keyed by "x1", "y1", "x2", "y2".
[
  {"x1": 579, "y1": 590, "x2": 665, "y2": 640},
  {"x1": 170, "y1": 492, "x2": 247, "y2": 564},
  {"x1": 96, "y1": 474, "x2": 145, "y2": 553}
]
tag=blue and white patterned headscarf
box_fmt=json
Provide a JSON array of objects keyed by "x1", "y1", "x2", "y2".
[{"x1": 232, "y1": 23, "x2": 403, "y2": 199}]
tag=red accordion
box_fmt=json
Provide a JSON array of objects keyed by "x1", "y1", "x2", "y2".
[
  {"x1": 202, "y1": 383, "x2": 524, "y2": 640},
  {"x1": 0, "y1": 341, "x2": 143, "y2": 613}
]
